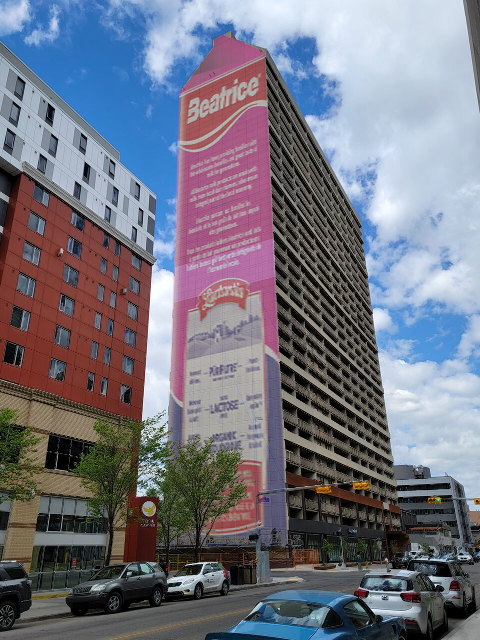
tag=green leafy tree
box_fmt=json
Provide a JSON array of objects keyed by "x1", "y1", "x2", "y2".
[
  {"x1": 357, "y1": 538, "x2": 368, "y2": 560},
  {"x1": 321, "y1": 538, "x2": 334, "y2": 563},
  {"x1": 389, "y1": 540, "x2": 399, "y2": 556},
  {"x1": 74, "y1": 412, "x2": 168, "y2": 566},
  {"x1": 0, "y1": 408, "x2": 42, "y2": 502},
  {"x1": 149, "y1": 476, "x2": 189, "y2": 568},
  {"x1": 421, "y1": 541, "x2": 431, "y2": 554},
  {"x1": 164, "y1": 436, "x2": 247, "y2": 561}
]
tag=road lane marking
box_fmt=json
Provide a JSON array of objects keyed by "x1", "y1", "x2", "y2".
[{"x1": 104, "y1": 607, "x2": 252, "y2": 640}]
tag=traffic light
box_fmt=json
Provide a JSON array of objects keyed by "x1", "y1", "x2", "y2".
[
  {"x1": 352, "y1": 481, "x2": 370, "y2": 491},
  {"x1": 315, "y1": 485, "x2": 332, "y2": 494},
  {"x1": 474, "y1": 498, "x2": 480, "y2": 506},
  {"x1": 427, "y1": 496, "x2": 442, "y2": 504}
]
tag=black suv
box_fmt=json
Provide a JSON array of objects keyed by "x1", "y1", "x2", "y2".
[
  {"x1": 66, "y1": 562, "x2": 167, "y2": 616},
  {"x1": 0, "y1": 561, "x2": 32, "y2": 631}
]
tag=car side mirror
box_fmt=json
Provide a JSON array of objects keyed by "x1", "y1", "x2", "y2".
[
  {"x1": 436, "y1": 585, "x2": 445, "y2": 592},
  {"x1": 375, "y1": 615, "x2": 383, "y2": 625},
  {"x1": 125, "y1": 571, "x2": 133, "y2": 578}
]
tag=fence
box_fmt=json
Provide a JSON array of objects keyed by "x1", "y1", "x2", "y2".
[
  {"x1": 30, "y1": 569, "x2": 95, "y2": 591},
  {"x1": 292, "y1": 549, "x2": 319, "y2": 567},
  {"x1": 163, "y1": 549, "x2": 293, "y2": 573}
]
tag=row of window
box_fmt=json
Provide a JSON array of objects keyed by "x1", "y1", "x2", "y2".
[{"x1": 2, "y1": 342, "x2": 133, "y2": 404}]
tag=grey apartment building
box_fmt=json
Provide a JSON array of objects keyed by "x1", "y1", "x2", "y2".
[
  {"x1": 464, "y1": 0, "x2": 480, "y2": 109},
  {"x1": 395, "y1": 465, "x2": 473, "y2": 549}
]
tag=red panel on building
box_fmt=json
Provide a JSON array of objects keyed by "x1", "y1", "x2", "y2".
[{"x1": 123, "y1": 497, "x2": 159, "y2": 562}]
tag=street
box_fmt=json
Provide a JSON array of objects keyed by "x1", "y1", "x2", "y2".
[{"x1": 14, "y1": 565, "x2": 480, "y2": 640}]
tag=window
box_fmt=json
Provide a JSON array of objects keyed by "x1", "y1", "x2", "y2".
[
  {"x1": 106, "y1": 318, "x2": 114, "y2": 336},
  {"x1": 9, "y1": 102, "x2": 20, "y2": 126},
  {"x1": 33, "y1": 184, "x2": 49, "y2": 206},
  {"x1": 49, "y1": 358, "x2": 66, "y2": 382},
  {"x1": 63, "y1": 264, "x2": 78, "y2": 287},
  {"x1": 343, "y1": 601, "x2": 375, "y2": 630},
  {"x1": 37, "y1": 154, "x2": 47, "y2": 174},
  {"x1": 131, "y1": 226, "x2": 137, "y2": 242},
  {"x1": 79, "y1": 133, "x2": 87, "y2": 154},
  {"x1": 3, "y1": 342, "x2": 24, "y2": 367},
  {"x1": 4, "y1": 129, "x2": 15, "y2": 151},
  {"x1": 134, "y1": 182, "x2": 140, "y2": 200},
  {"x1": 138, "y1": 208, "x2": 144, "y2": 226},
  {"x1": 97, "y1": 284, "x2": 105, "y2": 301},
  {"x1": 28, "y1": 211, "x2": 45, "y2": 235},
  {"x1": 125, "y1": 328, "x2": 136, "y2": 347},
  {"x1": 127, "y1": 302, "x2": 138, "y2": 321},
  {"x1": 114, "y1": 241, "x2": 121, "y2": 257},
  {"x1": 73, "y1": 182, "x2": 81, "y2": 200},
  {"x1": 112, "y1": 187, "x2": 119, "y2": 207},
  {"x1": 103, "y1": 234, "x2": 110, "y2": 249},
  {"x1": 87, "y1": 372, "x2": 95, "y2": 392},
  {"x1": 10, "y1": 306, "x2": 30, "y2": 331},
  {"x1": 23, "y1": 241, "x2": 41, "y2": 266},
  {"x1": 100, "y1": 258, "x2": 107, "y2": 275},
  {"x1": 17, "y1": 273, "x2": 35, "y2": 297},
  {"x1": 122, "y1": 356, "x2": 134, "y2": 375},
  {"x1": 71, "y1": 211, "x2": 85, "y2": 231},
  {"x1": 59, "y1": 294, "x2": 75, "y2": 317},
  {"x1": 46, "y1": 103, "x2": 55, "y2": 125},
  {"x1": 14, "y1": 76, "x2": 25, "y2": 100},
  {"x1": 45, "y1": 435, "x2": 93, "y2": 472},
  {"x1": 83, "y1": 162, "x2": 90, "y2": 182},
  {"x1": 129, "y1": 276, "x2": 140, "y2": 294},
  {"x1": 104, "y1": 206, "x2": 111, "y2": 223},
  {"x1": 108, "y1": 159, "x2": 115, "y2": 178},
  {"x1": 131, "y1": 254, "x2": 142, "y2": 271},
  {"x1": 54, "y1": 325, "x2": 71, "y2": 349},
  {"x1": 100, "y1": 377, "x2": 108, "y2": 396},
  {"x1": 94, "y1": 312, "x2": 102, "y2": 330},
  {"x1": 67, "y1": 236, "x2": 82, "y2": 258},
  {"x1": 103, "y1": 347, "x2": 111, "y2": 365},
  {"x1": 120, "y1": 385, "x2": 132, "y2": 404},
  {"x1": 112, "y1": 265, "x2": 119, "y2": 282},
  {"x1": 91, "y1": 341, "x2": 99, "y2": 360},
  {"x1": 109, "y1": 291, "x2": 116, "y2": 308},
  {"x1": 49, "y1": 134, "x2": 58, "y2": 157}
]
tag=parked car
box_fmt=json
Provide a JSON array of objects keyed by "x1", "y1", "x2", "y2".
[
  {"x1": 205, "y1": 590, "x2": 407, "y2": 639},
  {"x1": 0, "y1": 561, "x2": 32, "y2": 632},
  {"x1": 391, "y1": 553, "x2": 411, "y2": 569},
  {"x1": 66, "y1": 561, "x2": 167, "y2": 616},
  {"x1": 407, "y1": 558, "x2": 475, "y2": 617},
  {"x1": 473, "y1": 551, "x2": 480, "y2": 564},
  {"x1": 167, "y1": 562, "x2": 229, "y2": 599},
  {"x1": 456, "y1": 552, "x2": 474, "y2": 565},
  {"x1": 355, "y1": 570, "x2": 447, "y2": 639}
]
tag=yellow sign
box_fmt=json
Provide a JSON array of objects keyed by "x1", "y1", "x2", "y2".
[
  {"x1": 474, "y1": 498, "x2": 480, "y2": 505},
  {"x1": 352, "y1": 481, "x2": 370, "y2": 490},
  {"x1": 315, "y1": 485, "x2": 332, "y2": 494},
  {"x1": 427, "y1": 496, "x2": 442, "y2": 504}
]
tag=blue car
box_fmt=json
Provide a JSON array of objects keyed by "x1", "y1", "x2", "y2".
[{"x1": 205, "y1": 590, "x2": 406, "y2": 640}]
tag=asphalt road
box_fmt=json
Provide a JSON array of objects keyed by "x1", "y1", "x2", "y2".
[{"x1": 14, "y1": 564, "x2": 480, "y2": 640}]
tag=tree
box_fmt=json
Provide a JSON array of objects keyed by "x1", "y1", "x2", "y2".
[
  {"x1": 321, "y1": 538, "x2": 334, "y2": 563},
  {"x1": 421, "y1": 541, "x2": 431, "y2": 555},
  {"x1": 389, "y1": 540, "x2": 399, "y2": 556},
  {"x1": 151, "y1": 476, "x2": 190, "y2": 568},
  {"x1": 0, "y1": 408, "x2": 42, "y2": 503},
  {"x1": 357, "y1": 538, "x2": 368, "y2": 559},
  {"x1": 164, "y1": 436, "x2": 247, "y2": 561},
  {"x1": 74, "y1": 412, "x2": 168, "y2": 566}
]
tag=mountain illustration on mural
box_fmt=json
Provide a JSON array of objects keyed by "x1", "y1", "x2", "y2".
[{"x1": 187, "y1": 314, "x2": 262, "y2": 359}]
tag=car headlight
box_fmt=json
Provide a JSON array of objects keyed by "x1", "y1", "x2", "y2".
[
  {"x1": 90, "y1": 584, "x2": 105, "y2": 592},
  {"x1": 183, "y1": 578, "x2": 195, "y2": 585}
]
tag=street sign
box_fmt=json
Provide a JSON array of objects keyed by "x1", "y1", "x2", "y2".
[
  {"x1": 474, "y1": 498, "x2": 480, "y2": 505},
  {"x1": 352, "y1": 481, "x2": 370, "y2": 490},
  {"x1": 315, "y1": 485, "x2": 332, "y2": 494},
  {"x1": 427, "y1": 496, "x2": 442, "y2": 504}
]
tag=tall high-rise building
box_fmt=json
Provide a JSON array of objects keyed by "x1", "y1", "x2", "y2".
[
  {"x1": 0, "y1": 43, "x2": 156, "y2": 572},
  {"x1": 464, "y1": 0, "x2": 480, "y2": 109},
  {"x1": 170, "y1": 32, "x2": 400, "y2": 555}
]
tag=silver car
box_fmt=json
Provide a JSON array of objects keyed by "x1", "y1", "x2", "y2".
[
  {"x1": 355, "y1": 570, "x2": 447, "y2": 640},
  {"x1": 407, "y1": 558, "x2": 475, "y2": 617},
  {"x1": 166, "y1": 562, "x2": 229, "y2": 599}
]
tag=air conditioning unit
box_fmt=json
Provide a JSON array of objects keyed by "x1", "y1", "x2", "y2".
[
  {"x1": 57, "y1": 248, "x2": 64, "y2": 257},
  {"x1": 121, "y1": 288, "x2": 127, "y2": 295}
]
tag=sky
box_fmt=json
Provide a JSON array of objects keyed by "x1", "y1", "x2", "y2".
[{"x1": 2, "y1": 0, "x2": 480, "y2": 504}]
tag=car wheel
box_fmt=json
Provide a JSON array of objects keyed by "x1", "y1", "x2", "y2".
[
  {"x1": 424, "y1": 616, "x2": 433, "y2": 640},
  {"x1": 462, "y1": 594, "x2": 470, "y2": 618},
  {"x1": 149, "y1": 586, "x2": 163, "y2": 607},
  {"x1": 104, "y1": 591, "x2": 122, "y2": 614},
  {"x1": 71, "y1": 606, "x2": 88, "y2": 617},
  {"x1": 471, "y1": 589, "x2": 476, "y2": 613},
  {"x1": 0, "y1": 601, "x2": 16, "y2": 632},
  {"x1": 220, "y1": 580, "x2": 229, "y2": 596},
  {"x1": 193, "y1": 583, "x2": 203, "y2": 600}
]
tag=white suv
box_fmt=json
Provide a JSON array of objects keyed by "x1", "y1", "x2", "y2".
[
  {"x1": 166, "y1": 562, "x2": 229, "y2": 599},
  {"x1": 355, "y1": 570, "x2": 447, "y2": 640},
  {"x1": 407, "y1": 558, "x2": 475, "y2": 617}
]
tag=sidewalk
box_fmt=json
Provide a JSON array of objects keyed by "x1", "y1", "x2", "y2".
[
  {"x1": 443, "y1": 608, "x2": 480, "y2": 639},
  {"x1": 21, "y1": 576, "x2": 304, "y2": 624}
]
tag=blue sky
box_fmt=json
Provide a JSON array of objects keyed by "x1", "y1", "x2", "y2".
[{"x1": 2, "y1": 0, "x2": 480, "y2": 502}]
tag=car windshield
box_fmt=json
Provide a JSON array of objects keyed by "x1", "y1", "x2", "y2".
[
  {"x1": 409, "y1": 562, "x2": 451, "y2": 577},
  {"x1": 244, "y1": 599, "x2": 341, "y2": 629},
  {"x1": 175, "y1": 564, "x2": 203, "y2": 577},
  {"x1": 90, "y1": 565, "x2": 127, "y2": 580},
  {"x1": 361, "y1": 576, "x2": 411, "y2": 592}
]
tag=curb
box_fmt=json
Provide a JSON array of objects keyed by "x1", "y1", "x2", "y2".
[
  {"x1": 18, "y1": 612, "x2": 72, "y2": 625},
  {"x1": 32, "y1": 592, "x2": 70, "y2": 600},
  {"x1": 231, "y1": 577, "x2": 304, "y2": 592},
  {"x1": 442, "y1": 607, "x2": 480, "y2": 639}
]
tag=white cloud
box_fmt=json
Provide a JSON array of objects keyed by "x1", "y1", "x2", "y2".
[
  {"x1": 0, "y1": 0, "x2": 30, "y2": 37},
  {"x1": 24, "y1": 4, "x2": 61, "y2": 46},
  {"x1": 457, "y1": 315, "x2": 480, "y2": 360},
  {"x1": 373, "y1": 308, "x2": 396, "y2": 334},
  {"x1": 168, "y1": 141, "x2": 179, "y2": 155},
  {"x1": 145, "y1": 104, "x2": 153, "y2": 118}
]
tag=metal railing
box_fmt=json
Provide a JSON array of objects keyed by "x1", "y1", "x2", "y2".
[{"x1": 30, "y1": 569, "x2": 95, "y2": 591}]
